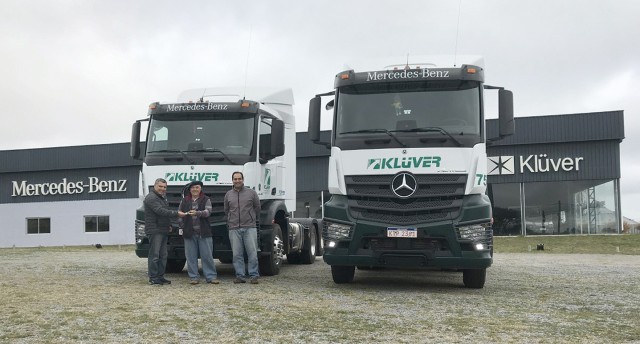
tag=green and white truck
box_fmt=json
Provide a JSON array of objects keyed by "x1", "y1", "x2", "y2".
[
  {"x1": 308, "y1": 56, "x2": 514, "y2": 288},
  {"x1": 131, "y1": 87, "x2": 323, "y2": 276}
]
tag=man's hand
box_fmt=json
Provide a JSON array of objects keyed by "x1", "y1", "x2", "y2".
[{"x1": 178, "y1": 211, "x2": 187, "y2": 218}]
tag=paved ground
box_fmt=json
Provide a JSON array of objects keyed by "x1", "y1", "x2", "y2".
[{"x1": 0, "y1": 247, "x2": 639, "y2": 343}]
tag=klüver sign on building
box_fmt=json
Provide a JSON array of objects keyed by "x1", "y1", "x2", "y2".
[
  {"x1": 488, "y1": 154, "x2": 584, "y2": 175},
  {"x1": 12, "y1": 177, "x2": 127, "y2": 197}
]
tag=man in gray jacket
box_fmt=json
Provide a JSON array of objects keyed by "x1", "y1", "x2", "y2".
[
  {"x1": 144, "y1": 178, "x2": 186, "y2": 285},
  {"x1": 224, "y1": 171, "x2": 261, "y2": 284}
]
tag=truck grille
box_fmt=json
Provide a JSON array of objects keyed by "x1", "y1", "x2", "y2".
[
  {"x1": 149, "y1": 185, "x2": 230, "y2": 223},
  {"x1": 345, "y1": 174, "x2": 466, "y2": 225}
]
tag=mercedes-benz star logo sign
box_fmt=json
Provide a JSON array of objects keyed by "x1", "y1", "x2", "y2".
[{"x1": 391, "y1": 172, "x2": 417, "y2": 198}]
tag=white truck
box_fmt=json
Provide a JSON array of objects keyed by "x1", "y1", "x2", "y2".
[
  {"x1": 131, "y1": 87, "x2": 323, "y2": 275},
  {"x1": 308, "y1": 56, "x2": 514, "y2": 288}
]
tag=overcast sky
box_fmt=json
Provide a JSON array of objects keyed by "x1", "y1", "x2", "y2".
[{"x1": 1, "y1": 0, "x2": 639, "y2": 221}]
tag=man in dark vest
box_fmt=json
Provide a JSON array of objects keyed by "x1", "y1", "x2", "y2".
[{"x1": 179, "y1": 181, "x2": 218, "y2": 284}]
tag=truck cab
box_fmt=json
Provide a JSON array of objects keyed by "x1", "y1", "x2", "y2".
[
  {"x1": 308, "y1": 56, "x2": 514, "y2": 287},
  {"x1": 131, "y1": 88, "x2": 321, "y2": 275}
]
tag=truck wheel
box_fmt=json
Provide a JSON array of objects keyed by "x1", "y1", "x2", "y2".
[
  {"x1": 259, "y1": 224, "x2": 284, "y2": 276},
  {"x1": 301, "y1": 226, "x2": 316, "y2": 264},
  {"x1": 217, "y1": 257, "x2": 232, "y2": 264},
  {"x1": 165, "y1": 259, "x2": 186, "y2": 273},
  {"x1": 463, "y1": 268, "x2": 486, "y2": 288},
  {"x1": 331, "y1": 265, "x2": 355, "y2": 284}
]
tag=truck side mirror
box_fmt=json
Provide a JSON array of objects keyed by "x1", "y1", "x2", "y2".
[
  {"x1": 308, "y1": 96, "x2": 321, "y2": 143},
  {"x1": 130, "y1": 121, "x2": 141, "y2": 159},
  {"x1": 271, "y1": 119, "x2": 285, "y2": 157},
  {"x1": 498, "y1": 89, "x2": 515, "y2": 137}
]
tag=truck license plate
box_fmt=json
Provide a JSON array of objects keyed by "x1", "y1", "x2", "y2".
[{"x1": 387, "y1": 227, "x2": 417, "y2": 238}]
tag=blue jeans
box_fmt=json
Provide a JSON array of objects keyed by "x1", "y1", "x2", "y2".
[
  {"x1": 184, "y1": 235, "x2": 217, "y2": 281},
  {"x1": 148, "y1": 233, "x2": 168, "y2": 280},
  {"x1": 228, "y1": 227, "x2": 259, "y2": 278}
]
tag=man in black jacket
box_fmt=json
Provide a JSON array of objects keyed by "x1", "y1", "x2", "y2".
[{"x1": 144, "y1": 178, "x2": 186, "y2": 285}]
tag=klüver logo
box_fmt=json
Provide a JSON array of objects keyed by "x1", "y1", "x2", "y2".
[
  {"x1": 520, "y1": 154, "x2": 583, "y2": 173},
  {"x1": 488, "y1": 156, "x2": 515, "y2": 175},
  {"x1": 368, "y1": 156, "x2": 441, "y2": 170},
  {"x1": 488, "y1": 154, "x2": 584, "y2": 175},
  {"x1": 391, "y1": 172, "x2": 418, "y2": 198},
  {"x1": 165, "y1": 172, "x2": 218, "y2": 182}
]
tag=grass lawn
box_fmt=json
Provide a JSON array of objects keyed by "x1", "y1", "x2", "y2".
[{"x1": 494, "y1": 234, "x2": 640, "y2": 255}]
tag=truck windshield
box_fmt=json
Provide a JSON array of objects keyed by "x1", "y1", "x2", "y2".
[
  {"x1": 335, "y1": 81, "x2": 481, "y2": 148},
  {"x1": 146, "y1": 112, "x2": 255, "y2": 160}
]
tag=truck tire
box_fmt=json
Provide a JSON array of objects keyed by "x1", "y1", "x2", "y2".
[
  {"x1": 259, "y1": 224, "x2": 284, "y2": 276},
  {"x1": 300, "y1": 226, "x2": 316, "y2": 264},
  {"x1": 463, "y1": 268, "x2": 486, "y2": 289},
  {"x1": 165, "y1": 259, "x2": 186, "y2": 273},
  {"x1": 217, "y1": 257, "x2": 232, "y2": 264},
  {"x1": 331, "y1": 265, "x2": 355, "y2": 284}
]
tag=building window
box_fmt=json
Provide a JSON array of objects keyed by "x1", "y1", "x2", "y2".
[
  {"x1": 490, "y1": 179, "x2": 621, "y2": 236},
  {"x1": 85, "y1": 216, "x2": 110, "y2": 232},
  {"x1": 27, "y1": 218, "x2": 51, "y2": 234}
]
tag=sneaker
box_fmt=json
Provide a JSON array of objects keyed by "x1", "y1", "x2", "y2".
[
  {"x1": 160, "y1": 277, "x2": 172, "y2": 285},
  {"x1": 207, "y1": 279, "x2": 220, "y2": 284},
  {"x1": 233, "y1": 277, "x2": 246, "y2": 284},
  {"x1": 149, "y1": 279, "x2": 163, "y2": 285},
  {"x1": 190, "y1": 279, "x2": 200, "y2": 285},
  {"x1": 250, "y1": 277, "x2": 259, "y2": 284}
]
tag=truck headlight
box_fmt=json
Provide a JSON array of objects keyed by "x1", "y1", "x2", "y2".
[{"x1": 323, "y1": 221, "x2": 353, "y2": 241}]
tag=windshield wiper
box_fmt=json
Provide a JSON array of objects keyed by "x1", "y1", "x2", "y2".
[
  {"x1": 187, "y1": 148, "x2": 236, "y2": 164},
  {"x1": 147, "y1": 149, "x2": 196, "y2": 164},
  {"x1": 339, "y1": 129, "x2": 407, "y2": 147},
  {"x1": 395, "y1": 126, "x2": 463, "y2": 147}
]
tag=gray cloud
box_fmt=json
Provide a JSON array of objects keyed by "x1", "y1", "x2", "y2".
[{"x1": 1, "y1": 0, "x2": 639, "y2": 220}]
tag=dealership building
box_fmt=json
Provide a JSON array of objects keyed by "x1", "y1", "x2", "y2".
[{"x1": 0, "y1": 110, "x2": 625, "y2": 248}]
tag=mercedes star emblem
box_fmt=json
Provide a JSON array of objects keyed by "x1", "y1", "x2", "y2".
[{"x1": 391, "y1": 172, "x2": 417, "y2": 198}]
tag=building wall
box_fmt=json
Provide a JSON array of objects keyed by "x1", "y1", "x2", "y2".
[
  {"x1": 0, "y1": 111, "x2": 626, "y2": 246},
  {"x1": 1, "y1": 198, "x2": 140, "y2": 248},
  {"x1": 0, "y1": 144, "x2": 142, "y2": 247}
]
